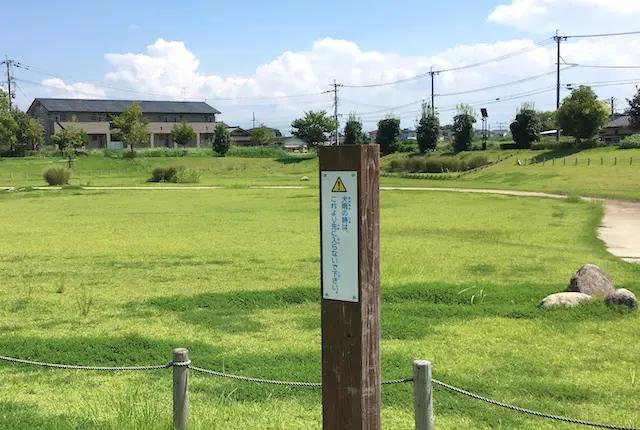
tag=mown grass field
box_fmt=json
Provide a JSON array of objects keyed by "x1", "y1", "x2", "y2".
[
  {"x1": 3, "y1": 147, "x2": 640, "y2": 200},
  {"x1": 0, "y1": 188, "x2": 638, "y2": 429}
]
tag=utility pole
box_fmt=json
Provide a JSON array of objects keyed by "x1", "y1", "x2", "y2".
[
  {"x1": 429, "y1": 68, "x2": 439, "y2": 115},
  {"x1": 331, "y1": 79, "x2": 342, "y2": 145},
  {"x1": 554, "y1": 30, "x2": 567, "y2": 141},
  {"x1": 610, "y1": 97, "x2": 616, "y2": 116},
  {"x1": 252, "y1": 112, "x2": 256, "y2": 129}
]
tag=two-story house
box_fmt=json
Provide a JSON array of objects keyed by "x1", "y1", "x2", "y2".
[{"x1": 27, "y1": 98, "x2": 221, "y2": 149}]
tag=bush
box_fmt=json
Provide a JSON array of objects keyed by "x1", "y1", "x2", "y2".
[
  {"x1": 397, "y1": 140, "x2": 418, "y2": 153},
  {"x1": 122, "y1": 150, "x2": 137, "y2": 159},
  {"x1": 150, "y1": 166, "x2": 179, "y2": 183},
  {"x1": 384, "y1": 155, "x2": 489, "y2": 173},
  {"x1": 43, "y1": 166, "x2": 71, "y2": 185},
  {"x1": 618, "y1": 135, "x2": 640, "y2": 149},
  {"x1": 149, "y1": 166, "x2": 200, "y2": 183},
  {"x1": 102, "y1": 149, "x2": 122, "y2": 159},
  {"x1": 175, "y1": 167, "x2": 201, "y2": 184},
  {"x1": 226, "y1": 146, "x2": 288, "y2": 158}
]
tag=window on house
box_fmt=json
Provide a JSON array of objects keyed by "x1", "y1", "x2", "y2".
[
  {"x1": 91, "y1": 114, "x2": 97, "y2": 121},
  {"x1": 60, "y1": 114, "x2": 68, "y2": 121},
  {"x1": 91, "y1": 135, "x2": 98, "y2": 141}
]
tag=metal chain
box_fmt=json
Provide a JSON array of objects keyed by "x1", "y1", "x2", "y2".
[
  {"x1": 0, "y1": 355, "x2": 171, "y2": 371},
  {"x1": 190, "y1": 366, "x2": 322, "y2": 387},
  {"x1": 191, "y1": 366, "x2": 412, "y2": 387},
  {"x1": 432, "y1": 379, "x2": 638, "y2": 430}
]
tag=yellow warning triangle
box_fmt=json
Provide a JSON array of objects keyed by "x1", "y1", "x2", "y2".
[{"x1": 331, "y1": 177, "x2": 347, "y2": 192}]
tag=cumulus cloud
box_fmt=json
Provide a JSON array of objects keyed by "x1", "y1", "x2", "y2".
[
  {"x1": 40, "y1": 78, "x2": 106, "y2": 99},
  {"x1": 32, "y1": 2, "x2": 640, "y2": 131},
  {"x1": 488, "y1": 0, "x2": 640, "y2": 33}
]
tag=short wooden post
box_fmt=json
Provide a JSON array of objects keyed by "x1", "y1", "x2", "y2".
[
  {"x1": 172, "y1": 348, "x2": 189, "y2": 430},
  {"x1": 615, "y1": 157, "x2": 617, "y2": 165},
  {"x1": 588, "y1": 158, "x2": 590, "y2": 166},
  {"x1": 563, "y1": 157, "x2": 566, "y2": 166},
  {"x1": 575, "y1": 157, "x2": 578, "y2": 166},
  {"x1": 601, "y1": 157, "x2": 604, "y2": 165},
  {"x1": 413, "y1": 361, "x2": 434, "y2": 430},
  {"x1": 319, "y1": 145, "x2": 381, "y2": 430},
  {"x1": 630, "y1": 157, "x2": 633, "y2": 165},
  {"x1": 552, "y1": 158, "x2": 555, "y2": 166},
  {"x1": 542, "y1": 157, "x2": 546, "y2": 165}
]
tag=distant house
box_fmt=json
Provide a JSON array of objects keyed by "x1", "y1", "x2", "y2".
[
  {"x1": 600, "y1": 115, "x2": 634, "y2": 144},
  {"x1": 247, "y1": 127, "x2": 282, "y2": 137},
  {"x1": 279, "y1": 137, "x2": 308, "y2": 153},
  {"x1": 227, "y1": 126, "x2": 252, "y2": 146},
  {"x1": 27, "y1": 98, "x2": 220, "y2": 148},
  {"x1": 399, "y1": 129, "x2": 417, "y2": 141},
  {"x1": 368, "y1": 130, "x2": 378, "y2": 141}
]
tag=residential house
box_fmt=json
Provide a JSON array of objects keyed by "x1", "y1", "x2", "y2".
[
  {"x1": 600, "y1": 114, "x2": 634, "y2": 144},
  {"x1": 27, "y1": 98, "x2": 221, "y2": 149},
  {"x1": 246, "y1": 127, "x2": 282, "y2": 137},
  {"x1": 399, "y1": 129, "x2": 417, "y2": 141},
  {"x1": 227, "y1": 126, "x2": 252, "y2": 146},
  {"x1": 368, "y1": 130, "x2": 378, "y2": 141},
  {"x1": 279, "y1": 136, "x2": 309, "y2": 153}
]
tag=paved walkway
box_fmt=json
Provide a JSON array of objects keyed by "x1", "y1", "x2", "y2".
[{"x1": 3, "y1": 185, "x2": 639, "y2": 262}]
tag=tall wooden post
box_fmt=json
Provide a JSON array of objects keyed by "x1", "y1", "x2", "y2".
[{"x1": 319, "y1": 145, "x2": 381, "y2": 430}]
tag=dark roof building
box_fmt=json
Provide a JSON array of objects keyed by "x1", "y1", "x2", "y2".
[
  {"x1": 28, "y1": 98, "x2": 221, "y2": 149},
  {"x1": 600, "y1": 114, "x2": 635, "y2": 144}
]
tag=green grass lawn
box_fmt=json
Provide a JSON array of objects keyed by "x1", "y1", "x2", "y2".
[
  {"x1": 3, "y1": 147, "x2": 640, "y2": 200},
  {"x1": 0, "y1": 188, "x2": 638, "y2": 429}
]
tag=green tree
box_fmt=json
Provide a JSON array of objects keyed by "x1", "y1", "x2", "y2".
[
  {"x1": 416, "y1": 103, "x2": 440, "y2": 153},
  {"x1": 452, "y1": 104, "x2": 476, "y2": 153},
  {"x1": 0, "y1": 90, "x2": 18, "y2": 155},
  {"x1": 536, "y1": 110, "x2": 556, "y2": 131},
  {"x1": 375, "y1": 117, "x2": 400, "y2": 155},
  {"x1": 111, "y1": 101, "x2": 149, "y2": 152},
  {"x1": 343, "y1": 112, "x2": 368, "y2": 145},
  {"x1": 556, "y1": 85, "x2": 609, "y2": 141},
  {"x1": 51, "y1": 116, "x2": 88, "y2": 167},
  {"x1": 626, "y1": 87, "x2": 640, "y2": 130},
  {"x1": 250, "y1": 124, "x2": 276, "y2": 146},
  {"x1": 212, "y1": 122, "x2": 231, "y2": 156},
  {"x1": 12, "y1": 109, "x2": 44, "y2": 155},
  {"x1": 510, "y1": 102, "x2": 541, "y2": 149},
  {"x1": 171, "y1": 120, "x2": 195, "y2": 148},
  {"x1": 291, "y1": 110, "x2": 338, "y2": 147}
]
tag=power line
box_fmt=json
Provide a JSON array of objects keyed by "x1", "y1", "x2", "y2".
[
  {"x1": 577, "y1": 64, "x2": 640, "y2": 69},
  {"x1": 565, "y1": 30, "x2": 640, "y2": 39},
  {"x1": 342, "y1": 37, "x2": 554, "y2": 89}
]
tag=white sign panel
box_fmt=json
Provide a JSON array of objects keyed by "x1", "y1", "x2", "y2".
[{"x1": 321, "y1": 171, "x2": 358, "y2": 302}]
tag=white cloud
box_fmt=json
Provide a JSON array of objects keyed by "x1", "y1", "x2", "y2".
[
  {"x1": 29, "y1": 0, "x2": 640, "y2": 131},
  {"x1": 488, "y1": 0, "x2": 640, "y2": 33},
  {"x1": 40, "y1": 78, "x2": 106, "y2": 99}
]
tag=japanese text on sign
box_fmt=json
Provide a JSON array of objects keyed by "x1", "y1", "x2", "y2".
[{"x1": 321, "y1": 171, "x2": 358, "y2": 302}]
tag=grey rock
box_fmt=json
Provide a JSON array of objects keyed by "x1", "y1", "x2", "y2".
[
  {"x1": 300, "y1": 176, "x2": 310, "y2": 181},
  {"x1": 568, "y1": 264, "x2": 615, "y2": 297},
  {"x1": 605, "y1": 288, "x2": 638, "y2": 310},
  {"x1": 540, "y1": 292, "x2": 593, "y2": 309}
]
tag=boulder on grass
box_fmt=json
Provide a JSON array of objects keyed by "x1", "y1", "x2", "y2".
[
  {"x1": 300, "y1": 176, "x2": 310, "y2": 181},
  {"x1": 568, "y1": 264, "x2": 615, "y2": 297},
  {"x1": 604, "y1": 289, "x2": 638, "y2": 311},
  {"x1": 540, "y1": 292, "x2": 592, "y2": 309}
]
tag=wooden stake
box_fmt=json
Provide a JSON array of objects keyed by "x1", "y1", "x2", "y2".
[
  {"x1": 413, "y1": 361, "x2": 434, "y2": 430},
  {"x1": 319, "y1": 145, "x2": 381, "y2": 430},
  {"x1": 172, "y1": 348, "x2": 189, "y2": 430}
]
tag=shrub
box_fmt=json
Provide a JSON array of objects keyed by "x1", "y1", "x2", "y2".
[
  {"x1": 149, "y1": 166, "x2": 200, "y2": 183},
  {"x1": 618, "y1": 135, "x2": 640, "y2": 149},
  {"x1": 383, "y1": 155, "x2": 489, "y2": 174},
  {"x1": 43, "y1": 166, "x2": 71, "y2": 185},
  {"x1": 102, "y1": 149, "x2": 123, "y2": 159},
  {"x1": 150, "y1": 166, "x2": 179, "y2": 183},
  {"x1": 175, "y1": 167, "x2": 201, "y2": 184},
  {"x1": 397, "y1": 140, "x2": 418, "y2": 153},
  {"x1": 122, "y1": 150, "x2": 137, "y2": 159},
  {"x1": 466, "y1": 155, "x2": 489, "y2": 170},
  {"x1": 226, "y1": 146, "x2": 288, "y2": 158}
]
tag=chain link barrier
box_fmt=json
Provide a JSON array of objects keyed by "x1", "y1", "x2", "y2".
[
  {"x1": 0, "y1": 355, "x2": 171, "y2": 371},
  {"x1": 432, "y1": 379, "x2": 638, "y2": 430},
  {"x1": 1, "y1": 354, "x2": 636, "y2": 429}
]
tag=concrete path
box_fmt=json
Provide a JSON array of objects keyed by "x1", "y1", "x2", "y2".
[{"x1": 3, "y1": 185, "x2": 639, "y2": 262}]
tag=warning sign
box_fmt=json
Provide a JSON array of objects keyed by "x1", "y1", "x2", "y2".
[
  {"x1": 331, "y1": 177, "x2": 347, "y2": 192},
  {"x1": 321, "y1": 171, "x2": 358, "y2": 303}
]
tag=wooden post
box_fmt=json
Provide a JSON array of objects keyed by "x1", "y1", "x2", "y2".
[
  {"x1": 575, "y1": 157, "x2": 578, "y2": 166},
  {"x1": 563, "y1": 157, "x2": 566, "y2": 166},
  {"x1": 631, "y1": 157, "x2": 633, "y2": 165},
  {"x1": 319, "y1": 145, "x2": 381, "y2": 430},
  {"x1": 552, "y1": 158, "x2": 555, "y2": 166},
  {"x1": 588, "y1": 158, "x2": 590, "y2": 166},
  {"x1": 172, "y1": 348, "x2": 189, "y2": 430},
  {"x1": 413, "y1": 361, "x2": 434, "y2": 430},
  {"x1": 542, "y1": 157, "x2": 546, "y2": 165},
  {"x1": 601, "y1": 157, "x2": 604, "y2": 165},
  {"x1": 615, "y1": 157, "x2": 618, "y2": 165}
]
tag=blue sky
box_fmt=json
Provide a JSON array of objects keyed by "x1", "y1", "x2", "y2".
[{"x1": 2, "y1": 0, "x2": 639, "y2": 131}]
